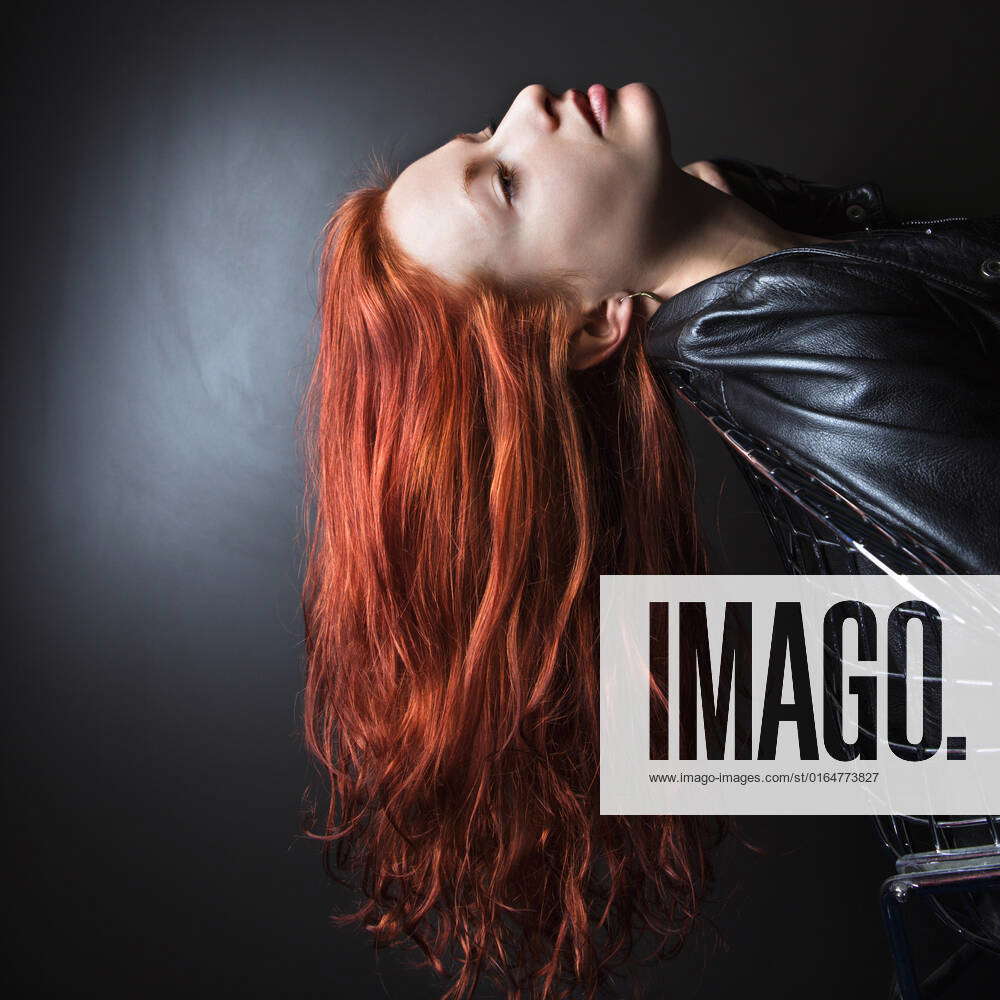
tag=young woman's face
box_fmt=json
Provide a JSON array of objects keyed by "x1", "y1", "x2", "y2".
[{"x1": 383, "y1": 83, "x2": 676, "y2": 312}]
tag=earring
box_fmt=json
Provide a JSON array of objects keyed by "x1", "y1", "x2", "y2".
[{"x1": 618, "y1": 290, "x2": 665, "y2": 305}]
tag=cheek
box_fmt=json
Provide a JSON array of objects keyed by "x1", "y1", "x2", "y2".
[{"x1": 537, "y1": 164, "x2": 646, "y2": 266}]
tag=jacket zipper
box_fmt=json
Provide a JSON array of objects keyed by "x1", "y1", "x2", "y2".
[{"x1": 898, "y1": 215, "x2": 970, "y2": 225}]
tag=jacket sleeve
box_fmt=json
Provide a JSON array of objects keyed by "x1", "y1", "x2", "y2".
[
  {"x1": 648, "y1": 254, "x2": 1000, "y2": 573},
  {"x1": 706, "y1": 155, "x2": 900, "y2": 237}
]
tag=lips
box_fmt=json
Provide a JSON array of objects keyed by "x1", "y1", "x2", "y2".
[
  {"x1": 569, "y1": 89, "x2": 602, "y2": 137},
  {"x1": 586, "y1": 84, "x2": 610, "y2": 135}
]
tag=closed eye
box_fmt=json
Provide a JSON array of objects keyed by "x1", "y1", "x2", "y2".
[
  {"x1": 453, "y1": 117, "x2": 520, "y2": 209},
  {"x1": 479, "y1": 120, "x2": 518, "y2": 205},
  {"x1": 494, "y1": 159, "x2": 518, "y2": 204}
]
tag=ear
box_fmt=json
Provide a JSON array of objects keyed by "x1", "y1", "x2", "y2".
[{"x1": 567, "y1": 294, "x2": 635, "y2": 371}]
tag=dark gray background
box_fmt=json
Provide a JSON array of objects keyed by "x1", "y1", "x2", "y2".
[{"x1": 4, "y1": 1, "x2": 999, "y2": 996}]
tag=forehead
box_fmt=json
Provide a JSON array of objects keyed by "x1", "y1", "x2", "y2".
[{"x1": 384, "y1": 139, "x2": 507, "y2": 283}]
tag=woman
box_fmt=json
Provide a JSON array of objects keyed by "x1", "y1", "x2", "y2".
[{"x1": 298, "y1": 82, "x2": 1000, "y2": 999}]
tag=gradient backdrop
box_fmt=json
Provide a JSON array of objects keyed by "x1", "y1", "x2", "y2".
[{"x1": 4, "y1": 1, "x2": 999, "y2": 996}]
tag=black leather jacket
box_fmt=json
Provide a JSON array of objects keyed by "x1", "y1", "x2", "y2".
[{"x1": 644, "y1": 156, "x2": 1000, "y2": 575}]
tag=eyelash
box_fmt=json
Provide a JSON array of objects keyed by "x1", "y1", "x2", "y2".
[{"x1": 481, "y1": 118, "x2": 519, "y2": 204}]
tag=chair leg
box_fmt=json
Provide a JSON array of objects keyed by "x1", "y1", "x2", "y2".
[{"x1": 880, "y1": 866, "x2": 1000, "y2": 999}]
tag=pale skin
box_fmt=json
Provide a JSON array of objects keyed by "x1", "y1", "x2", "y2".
[{"x1": 383, "y1": 83, "x2": 838, "y2": 371}]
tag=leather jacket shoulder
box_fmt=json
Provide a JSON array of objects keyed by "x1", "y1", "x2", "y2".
[{"x1": 645, "y1": 158, "x2": 1000, "y2": 574}]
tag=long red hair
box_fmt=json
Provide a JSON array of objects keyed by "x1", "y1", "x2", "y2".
[{"x1": 298, "y1": 158, "x2": 721, "y2": 999}]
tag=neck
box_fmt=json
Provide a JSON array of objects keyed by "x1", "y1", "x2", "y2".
[{"x1": 632, "y1": 166, "x2": 832, "y2": 321}]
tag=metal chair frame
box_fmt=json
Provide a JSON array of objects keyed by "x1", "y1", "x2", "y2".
[{"x1": 661, "y1": 365, "x2": 1000, "y2": 998}]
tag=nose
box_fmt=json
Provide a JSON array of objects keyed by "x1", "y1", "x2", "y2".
[{"x1": 518, "y1": 83, "x2": 557, "y2": 132}]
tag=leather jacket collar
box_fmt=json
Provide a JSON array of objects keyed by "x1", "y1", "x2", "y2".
[
  {"x1": 650, "y1": 155, "x2": 999, "y2": 336},
  {"x1": 704, "y1": 154, "x2": 900, "y2": 236},
  {"x1": 644, "y1": 158, "x2": 1000, "y2": 574}
]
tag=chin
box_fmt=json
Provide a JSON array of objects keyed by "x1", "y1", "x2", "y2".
[
  {"x1": 617, "y1": 81, "x2": 671, "y2": 156},
  {"x1": 619, "y1": 81, "x2": 662, "y2": 107}
]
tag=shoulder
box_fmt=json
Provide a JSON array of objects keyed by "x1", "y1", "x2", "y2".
[
  {"x1": 742, "y1": 219, "x2": 1000, "y2": 310},
  {"x1": 734, "y1": 247, "x2": 930, "y2": 314},
  {"x1": 681, "y1": 159, "x2": 734, "y2": 195},
  {"x1": 667, "y1": 249, "x2": 944, "y2": 377},
  {"x1": 649, "y1": 230, "x2": 999, "y2": 376}
]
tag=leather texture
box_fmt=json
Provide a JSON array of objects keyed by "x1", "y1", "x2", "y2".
[{"x1": 644, "y1": 157, "x2": 1000, "y2": 575}]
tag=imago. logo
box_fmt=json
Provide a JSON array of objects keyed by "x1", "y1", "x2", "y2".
[
  {"x1": 599, "y1": 575, "x2": 1000, "y2": 816},
  {"x1": 648, "y1": 599, "x2": 960, "y2": 764}
]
